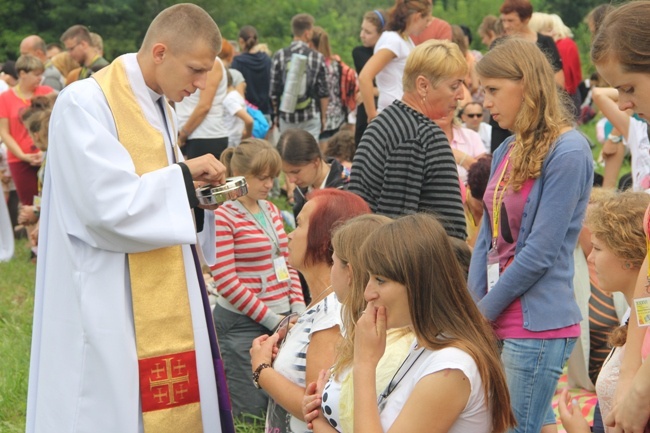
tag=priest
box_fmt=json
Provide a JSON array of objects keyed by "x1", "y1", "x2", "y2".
[{"x1": 26, "y1": 4, "x2": 235, "y2": 433}]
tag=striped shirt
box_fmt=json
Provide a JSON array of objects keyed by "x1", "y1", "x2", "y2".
[
  {"x1": 270, "y1": 41, "x2": 329, "y2": 124},
  {"x1": 349, "y1": 100, "x2": 467, "y2": 239},
  {"x1": 588, "y1": 281, "x2": 619, "y2": 384},
  {"x1": 270, "y1": 292, "x2": 341, "y2": 432},
  {"x1": 210, "y1": 200, "x2": 305, "y2": 330}
]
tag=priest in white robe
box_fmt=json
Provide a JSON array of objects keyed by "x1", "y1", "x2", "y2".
[{"x1": 26, "y1": 5, "x2": 235, "y2": 433}]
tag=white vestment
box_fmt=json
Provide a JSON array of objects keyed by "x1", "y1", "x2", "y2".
[
  {"x1": 26, "y1": 53, "x2": 222, "y2": 433},
  {"x1": 0, "y1": 185, "x2": 13, "y2": 261}
]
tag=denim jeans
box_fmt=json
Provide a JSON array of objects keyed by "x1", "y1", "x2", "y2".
[{"x1": 501, "y1": 337, "x2": 577, "y2": 433}]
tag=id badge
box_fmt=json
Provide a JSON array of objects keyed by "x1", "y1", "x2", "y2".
[
  {"x1": 634, "y1": 297, "x2": 650, "y2": 327},
  {"x1": 33, "y1": 195, "x2": 41, "y2": 212},
  {"x1": 487, "y1": 247, "x2": 500, "y2": 292},
  {"x1": 273, "y1": 256, "x2": 291, "y2": 282}
]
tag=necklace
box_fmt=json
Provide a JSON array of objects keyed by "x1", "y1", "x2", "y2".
[
  {"x1": 14, "y1": 84, "x2": 31, "y2": 104},
  {"x1": 307, "y1": 285, "x2": 332, "y2": 309}
]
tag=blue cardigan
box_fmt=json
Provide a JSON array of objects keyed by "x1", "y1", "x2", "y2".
[{"x1": 468, "y1": 129, "x2": 593, "y2": 332}]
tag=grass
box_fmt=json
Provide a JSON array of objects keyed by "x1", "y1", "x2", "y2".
[{"x1": 0, "y1": 240, "x2": 35, "y2": 433}]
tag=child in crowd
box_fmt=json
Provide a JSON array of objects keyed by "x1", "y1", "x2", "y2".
[
  {"x1": 222, "y1": 69, "x2": 253, "y2": 148},
  {"x1": 324, "y1": 129, "x2": 355, "y2": 170}
]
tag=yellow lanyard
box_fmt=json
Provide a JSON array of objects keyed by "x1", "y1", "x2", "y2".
[
  {"x1": 646, "y1": 237, "x2": 650, "y2": 291},
  {"x1": 491, "y1": 156, "x2": 510, "y2": 249}
]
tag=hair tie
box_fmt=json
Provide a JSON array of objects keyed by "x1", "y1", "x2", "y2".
[{"x1": 374, "y1": 10, "x2": 385, "y2": 29}]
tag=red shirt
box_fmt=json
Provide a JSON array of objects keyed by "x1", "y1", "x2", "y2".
[
  {"x1": 0, "y1": 85, "x2": 54, "y2": 163},
  {"x1": 556, "y1": 38, "x2": 582, "y2": 95},
  {"x1": 410, "y1": 17, "x2": 452, "y2": 45}
]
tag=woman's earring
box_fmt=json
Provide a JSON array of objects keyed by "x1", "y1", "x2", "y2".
[{"x1": 625, "y1": 262, "x2": 632, "y2": 269}]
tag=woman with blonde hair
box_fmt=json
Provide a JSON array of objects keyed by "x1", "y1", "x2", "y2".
[
  {"x1": 50, "y1": 52, "x2": 80, "y2": 83},
  {"x1": 353, "y1": 213, "x2": 516, "y2": 433},
  {"x1": 211, "y1": 138, "x2": 305, "y2": 418},
  {"x1": 350, "y1": 40, "x2": 467, "y2": 240},
  {"x1": 468, "y1": 37, "x2": 593, "y2": 433},
  {"x1": 591, "y1": 2, "x2": 650, "y2": 431}
]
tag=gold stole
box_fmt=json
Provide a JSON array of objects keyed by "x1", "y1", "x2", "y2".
[{"x1": 93, "y1": 58, "x2": 204, "y2": 432}]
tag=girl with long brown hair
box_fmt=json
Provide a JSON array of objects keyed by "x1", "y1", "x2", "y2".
[{"x1": 353, "y1": 213, "x2": 515, "y2": 433}]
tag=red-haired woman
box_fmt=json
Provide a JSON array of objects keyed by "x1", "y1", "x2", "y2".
[{"x1": 250, "y1": 189, "x2": 370, "y2": 433}]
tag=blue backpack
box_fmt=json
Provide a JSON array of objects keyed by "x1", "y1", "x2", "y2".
[{"x1": 246, "y1": 102, "x2": 270, "y2": 138}]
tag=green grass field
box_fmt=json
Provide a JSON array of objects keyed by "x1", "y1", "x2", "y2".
[{"x1": 0, "y1": 240, "x2": 35, "y2": 433}]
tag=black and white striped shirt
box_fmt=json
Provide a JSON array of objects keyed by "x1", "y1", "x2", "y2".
[{"x1": 349, "y1": 100, "x2": 467, "y2": 240}]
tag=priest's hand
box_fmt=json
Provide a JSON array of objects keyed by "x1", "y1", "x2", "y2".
[{"x1": 184, "y1": 154, "x2": 227, "y2": 185}]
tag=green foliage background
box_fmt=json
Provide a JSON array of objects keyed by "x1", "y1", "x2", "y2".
[{"x1": 0, "y1": 0, "x2": 628, "y2": 75}]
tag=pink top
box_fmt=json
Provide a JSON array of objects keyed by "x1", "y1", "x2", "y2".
[
  {"x1": 0, "y1": 86, "x2": 53, "y2": 163},
  {"x1": 450, "y1": 126, "x2": 486, "y2": 185},
  {"x1": 210, "y1": 200, "x2": 305, "y2": 330},
  {"x1": 486, "y1": 152, "x2": 580, "y2": 339}
]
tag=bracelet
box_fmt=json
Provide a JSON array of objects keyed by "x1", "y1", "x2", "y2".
[
  {"x1": 252, "y1": 362, "x2": 272, "y2": 389},
  {"x1": 607, "y1": 133, "x2": 623, "y2": 144}
]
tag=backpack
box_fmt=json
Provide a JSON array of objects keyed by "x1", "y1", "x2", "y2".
[
  {"x1": 246, "y1": 102, "x2": 270, "y2": 139},
  {"x1": 335, "y1": 55, "x2": 358, "y2": 113},
  {"x1": 280, "y1": 52, "x2": 312, "y2": 113}
]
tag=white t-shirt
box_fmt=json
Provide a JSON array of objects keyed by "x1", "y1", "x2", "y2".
[
  {"x1": 267, "y1": 293, "x2": 341, "y2": 433},
  {"x1": 450, "y1": 126, "x2": 486, "y2": 184},
  {"x1": 175, "y1": 57, "x2": 228, "y2": 139},
  {"x1": 625, "y1": 118, "x2": 650, "y2": 192},
  {"x1": 222, "y1": 89, "x2": 246, "y2": 147},
  {"x1": 374, "y1": 31, "x2": 413, "y2": 112},
  {"x1": 379, "y1": 343, "x2": 491, "y2": 433}
]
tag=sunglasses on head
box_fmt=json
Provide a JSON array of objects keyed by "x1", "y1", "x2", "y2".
[{"x1": 466, "y1": 113, "x2": 483, "y2": 118}]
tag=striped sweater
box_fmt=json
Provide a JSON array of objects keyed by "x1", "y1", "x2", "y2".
[
  {"x1": 349, "y1": 100, "x2": 467, "y2": 239},
  {"x1": 210, "y1": 200, "x2": 305, "y2": 330}
]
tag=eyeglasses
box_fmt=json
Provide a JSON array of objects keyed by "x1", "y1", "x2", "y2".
[
  {"x1": 65, "y1": 42, "x2": 82, "y2": 52},
  {"x1": 465, "y1": 113, "x2": 483, "y2": 118}
]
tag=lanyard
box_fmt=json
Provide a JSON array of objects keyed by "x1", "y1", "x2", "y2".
[
  {"x1": 491, "y1": 156, "x2": 511, "y2": 249},
  {"x1": 646, "y1": 237, "x2": 650, "y2": 292},
  {"x1": 241, "y1": 201, "x2": 281, "y2": 256}
]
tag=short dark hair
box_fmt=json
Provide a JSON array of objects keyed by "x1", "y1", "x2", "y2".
[
  {"x1": 500, "y1": 0, "x2": 533, "y2": 20},
  {"x1": 277, "y1": 128, "x2": 322, "y2": 165},
  {"x1": 291, "y1": 14, "x2": 314, "y2": 37},
  {"x1": 60, "y1": 25, "x2": 92, "y2": 44},
  {"x1": 467, "y1": 155, "x2": 493, "y2": 200}
]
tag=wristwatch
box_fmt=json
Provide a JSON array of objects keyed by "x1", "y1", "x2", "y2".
[
  {"x1": 607, "y1": 133, "x2": 623, "y2": 143},
  {"x1": 252, "y1": 363, "x2": 272, "y2": 389}
]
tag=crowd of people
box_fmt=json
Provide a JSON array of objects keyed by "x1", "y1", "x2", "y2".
[{"x1": 2, "y1": 0, "x2": 650, "y2": 433}]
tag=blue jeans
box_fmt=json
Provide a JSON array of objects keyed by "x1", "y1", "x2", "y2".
[{"x1": 501, "y1": 337, "x2": 577, "y2": 433}]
